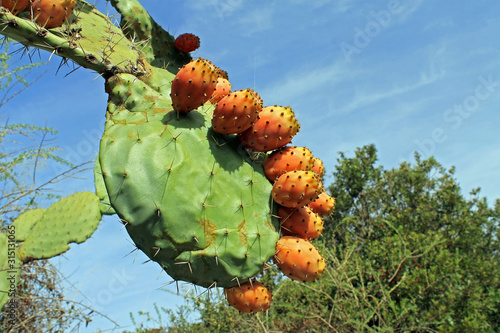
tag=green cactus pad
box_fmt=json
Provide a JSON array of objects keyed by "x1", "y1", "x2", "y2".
[
  {"x1": 18, "y1": 192, "x2": 102, "y2": 262},
  {"x1": 0, "y1": 232, "x2": 21, "y2": 310},
  {"x1": 100, "y1": 72, "x2": 279, "y2": 288},
  {"x1": 10, "y1": 209, "x2": 46, "y2": 242}
]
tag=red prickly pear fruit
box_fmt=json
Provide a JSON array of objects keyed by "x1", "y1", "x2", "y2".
[
  {"x1": 170, "y1": 58, "x2": 218, "y2": 114},
  {"x1": 1, "y1": 0, "x2": 30, "y2": 14},
  {"x1": 308, "y1": 192, "x2": 335, "y2": 216},
  {"x1": 272, "y1": 170, "x2": 322, "y2": 208},
  {"x1": 312, "y1": 158, "x2": 325, "y2": 178},
  {"x1": 209, "y1": 77, "x2": 232, "y2": 104},
  {"x1": 274, "y1": 236, "x2": 326, "y2": 282},
  {"x1": 278, "y1": 206, "x2": 323, "y2": 240},
  {"x1": 263, "y1": 146, "x2": 315, "y2": 182},
  {"x1": 238, "y1": 105, "x2": 300, "y2": 152},
  {"x1": 174, "y1": 33, "x2": 200, "y2": 53},
  {"x1": 225, "y1": 280, "x2": 272, "y2": 313},
  {"x1": 32, "y1": 0, "x2": 76, "y2": 29},
  {"x1": 212, "y1": 89, "x2": 262, "y2": 134}
]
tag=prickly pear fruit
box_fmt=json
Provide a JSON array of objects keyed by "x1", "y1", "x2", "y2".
[
  {"x1": 249, "y1": 89, "x2": 263, "y2": 109},
  {"x1": 263, "y1": 146, "x2": 315, "y2": 182},
  {"x1": 1, "y1": 0, "x2": 29, "y2": 14},
  {"x1": 278, "y1": 206, "x2": 323, "y2": 240},
  {"x1": 210, "y1": 77, "x2": 232, "y2": 104},
  {"x1": 225, "y1": 280, "x2": 272, "y2": 313},
  {"x1": 274, "y1": 236, "x2": 325, "y2": 282},
  {"x1": 272, "y1": 170, "x2": 322, "y2": 208},
  {"x1": 312, "y1": 158, "x2": 325, "y2": 178},
  {"x1": 174, "y1": 33, "x2": 200, "y2": 53},
  {"x1": 32, "y1": 0, "x2": 76, "y2": 29},
  {"x1": 308, "y1": 192, "x2": 335, "y2": 216},
  {"x1": 170, "y1": 58, "x2": 218, "y2": 114},
  {"x1": 238, "y1": 105, "x2": 300, "y2": 152},
  {"x1": 212, "y1": 89, "x2": 262, "y2": 134}
]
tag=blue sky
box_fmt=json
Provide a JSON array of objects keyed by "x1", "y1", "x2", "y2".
[{"x1": 3, "y1": 0, "x2": 500, "y2": 331}]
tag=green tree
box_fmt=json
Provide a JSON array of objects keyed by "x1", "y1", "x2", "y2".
[{"x1": 136, "y1": 144, "x2": 499, "y2": 332}]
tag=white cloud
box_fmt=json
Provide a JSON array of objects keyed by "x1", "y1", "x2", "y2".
[{"x1": 263, "y1": 59, "x2": 353, "y2": 106}]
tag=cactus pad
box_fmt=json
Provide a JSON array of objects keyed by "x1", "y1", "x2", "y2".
[
  {"x1": 10, "y1": 208, "x2": 46, "y2": 242},
  {"x1": 99, "y1": 72, "x2": 279, "y2": 288},
  {"x1": 17, "y1": 192, "x2": 102, "y2": 262}
]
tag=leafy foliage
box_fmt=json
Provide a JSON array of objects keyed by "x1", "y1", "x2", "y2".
[{"x1": 132, "y1": 144, "x2": 499, "y2": 332}]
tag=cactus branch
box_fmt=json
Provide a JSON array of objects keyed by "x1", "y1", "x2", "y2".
[
  {"x1": 0, "y1": 2, "x2": 141, "y2": 76},
  {"x1": 109, "y1": 0, "x2": 191, "y2": 72}
]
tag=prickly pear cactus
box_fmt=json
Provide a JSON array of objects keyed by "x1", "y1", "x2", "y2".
[{"x1": 0, "y1": 0, "x2": 333, "y2": 311}]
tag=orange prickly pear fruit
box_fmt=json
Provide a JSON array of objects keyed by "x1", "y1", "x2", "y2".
[
  {"x1": 170, "y1": 58, "x2": 218, "y2": 114},
  {"x1": 225, "y1": 280, "x2": 272, "y2": 313},
  {"x1": 272, "y1": 170, "x2": 322, "y2": 208},
  {"x1": 312, "y1": 158, "x2": 325, "y2": 178},
  {"x1": 263, "y1": 146, "x2": 315, "y2": 182},
  {"x1": 32, "y1": 0, "x2": 76, "y2": 29},
  {"x1": 278, "y1": 205, "x2": 323, "y2": 240},
  {"x1": 210, "y1": 77, "x2": 232, "y2": 104},
  {"x1": 308, "y1": 192, "x2": 335, "y2": 216},
  {"x1": 212, "y1": 89, "x2": 262, "y2": 134},
  {"x1": 238, "y1": 105, "x2": 300, "y2": 152},
  {"x1": 1, "y1": 0, "x2": 30, "y2": 14},
  {"x1": 274, "y1": 236, "x2": 325, "y2": 282},
  {"x1": 174, "y1": 33, "x2": 200, "y2": 53}
]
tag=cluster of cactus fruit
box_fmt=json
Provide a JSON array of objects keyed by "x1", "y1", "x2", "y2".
[
  {"x1": 168, "y1": 56, "x2": 336, "y2": 312},
  {"x1": 0, "y1": 0, "x2": 335, "y2": 314}
]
